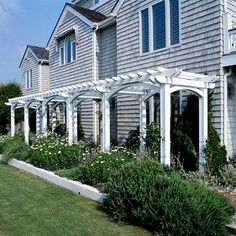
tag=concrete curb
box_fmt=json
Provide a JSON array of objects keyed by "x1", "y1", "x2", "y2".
[{"x1": 8, "y1": 159, "x2": 105, "y2": 202}]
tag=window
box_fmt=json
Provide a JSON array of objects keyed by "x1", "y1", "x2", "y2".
[
  {"x1": 26, "y1": 69, "x2": 32, "y2": 89},
  {"x1": 140, "y1": 0, "x2": 180, "y2": 54},
  {"x1": 59, "y1": 37, "x2": 77, "y2": 65},
  {"x1": 94, "y1": 0, "x2": 99, "y2": 4}
]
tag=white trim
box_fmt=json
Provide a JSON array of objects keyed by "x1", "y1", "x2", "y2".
[
  {"x1": 39, "y1": 63, "x2": 43, "y2": 91},
  {"x1": 139, "y1": 0, "x2": 181, "y2": 55},
  {"x1": 111, "y1": 0, "x2": 126, "y2": 16},
  {"x1": 47, "y1": 4, "x2": 94, "y2": 49}
]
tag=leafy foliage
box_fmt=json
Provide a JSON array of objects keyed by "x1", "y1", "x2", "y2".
[
  {"x1": 103, "y1": 159, "x2": 235, "y2": 235},
  {"x1": 171, "y1": 95, "x2": 199, "y2": 171},
  {"x1": 0, "y1": 83, "x2": 23, "y2": 134},
  {"x1": 72, "y1": 151, "x2": 133, "y2": 190},
  {"x1": 144, "y1": 122, "x2": 161, "y2": 157},
  {"x1": 125, "y1": 127, "x2": 140, "y2": 151},
  {"x1": 0, "y1": 136, "x2": 30, "y2": 163},
  {"x1": 205, "y1": 90, "x2": 227, "y2": 173},
  {"x1": 28, "y1": 135, "x2": 86, "y2": 171}
]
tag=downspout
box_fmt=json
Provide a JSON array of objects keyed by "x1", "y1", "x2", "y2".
[
  {"x1": 223, "y1": 67, "x2": 232, "y2": 150},
  {"x1": 93, "y1": 25, "x2": 99, "y2": 143}
]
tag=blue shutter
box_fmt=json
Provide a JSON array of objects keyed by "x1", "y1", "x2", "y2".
[
  {"x1": 65, "y1": 37, "x2": 71, "y2": 64},
  {"x1": 141, "y1": 9, "x2": 149, "y2": 53},
  {"x1": 170, "y1": 0, "x2": 179, "y2": 45},
  {"x1": 153, "y1": 1, "x2": 166, "y2": 50}
]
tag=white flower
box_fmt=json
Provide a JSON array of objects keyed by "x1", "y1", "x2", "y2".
[{"x1": 58, "y1": 151, "x2": 61, "y2": 154}]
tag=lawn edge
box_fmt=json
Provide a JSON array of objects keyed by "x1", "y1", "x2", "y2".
[{"x1": 8, "y1": 158, "x2": 105, "y2": 202}]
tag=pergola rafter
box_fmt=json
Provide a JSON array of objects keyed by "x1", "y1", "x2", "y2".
[{"x1": 7, "y1": 68, "x2": 216, "y2": 171}]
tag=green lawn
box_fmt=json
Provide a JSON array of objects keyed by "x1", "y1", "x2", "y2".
[{"x1": 0, "y1": 164, "x2": 151, "y2": 236}]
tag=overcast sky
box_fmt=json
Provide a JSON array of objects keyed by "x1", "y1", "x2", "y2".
[{"x1": 0, "y1": 0, "x2": 67, "y2": 83}]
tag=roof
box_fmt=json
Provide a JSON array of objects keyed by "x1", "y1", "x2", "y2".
[
  {"x1": 28, "y1": 45, "x2": 49, "y2": 60},
  {"x1": 68, "y1": 3, "x2": 107, "y2": 22},
  {"x1": 19, "y1": 45, "x2": 49, "y2": 69}
]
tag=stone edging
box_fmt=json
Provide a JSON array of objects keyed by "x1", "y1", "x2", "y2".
[{"x1": 8, "y1": 159, "x2": 105, "y2": 202}]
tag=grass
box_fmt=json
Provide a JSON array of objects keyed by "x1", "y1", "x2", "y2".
[{"x1": 0, "y1": 164, "x2": 151, "y2": 236}]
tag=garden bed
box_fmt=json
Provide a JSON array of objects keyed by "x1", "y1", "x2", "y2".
[{"x1": 8, "y1": 158, "x2": 104, "y2": 202}]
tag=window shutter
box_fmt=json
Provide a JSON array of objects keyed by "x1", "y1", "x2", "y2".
[
  {"x1": 153, "y1": 1, "x2": 166, "y2": 50},
  {"x1": 141, "y1": 9, "x2": 149, "y2": 53},
  {"x1": 170, "y1": 0, "x2": 179, "y2": 45}
]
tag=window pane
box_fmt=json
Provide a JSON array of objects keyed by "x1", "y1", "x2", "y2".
[
  {"x1": 72, "y1": 41, "x2": 76, "y2": 61},
  {"x1": 141, "y1": 9, "x2": 149, "y2": 53},
  {"x1": 95, "y1": 0, "x2": 99, "y2": 4},
  {"x1": 29, "y1": 69, "x2": 32, "y2": 88},
  {"x1": 170, "y1": 0, "x2": 179, "y2": 45},
  {"x1": 60, "y1": 47, "x2": 64, "y2": 65},
  {"x1": 153, "y1": 1, "x2": 166, "y2": 50},
  {"x1": 65, "y1": 37, "x2": 71, "y2": 64},
  {"x1": 26, "y1": 71, "x2": 29, "y2": 89}
]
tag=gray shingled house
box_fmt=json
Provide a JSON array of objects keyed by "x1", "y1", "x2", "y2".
[{"x1": 14, "y1": 0, "x2": 236, "y2": 167}]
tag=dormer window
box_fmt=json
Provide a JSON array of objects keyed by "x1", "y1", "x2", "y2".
[
  {"x1": 26, "y1": 69, "x2": 33, "y2": 89},
  {"x1": 59, "y1": 36, "x2": 77, "y2": 65}
]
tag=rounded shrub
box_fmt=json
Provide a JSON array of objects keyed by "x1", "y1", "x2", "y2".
[
  {"x1": 102, "y1": 160, "x2": 235, "y2": 235},
  {"x1": 73, "y1": 151, "x2": 133, "y2": 190}
]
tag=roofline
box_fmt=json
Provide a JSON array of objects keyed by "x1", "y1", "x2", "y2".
[
  {"x1": 111, "y1": 0, "x2": 125, "y2": 16},
  {"x1": 19, "y1": 46, "x2": 45, "y2": 69},
  {"x1": 46, "y1": 3, "x2": 95, "y2": 48}
]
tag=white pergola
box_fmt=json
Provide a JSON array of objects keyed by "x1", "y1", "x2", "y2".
[{"x1": 7, "y1": 68, "x2": 216, "y2": 171}]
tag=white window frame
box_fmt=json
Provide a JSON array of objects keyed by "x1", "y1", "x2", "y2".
[
  {"x1": 59, "y1": 37, "x2": 77, "y2": 65},
  {"x1": 139, "y1": 0, "x2": 181, "y2": 55},
  {"x1": 26, "y1": 69, "x2": 33, "y2": 90}
]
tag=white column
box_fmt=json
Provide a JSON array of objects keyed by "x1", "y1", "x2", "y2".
[
  {"x1": 223, "y1": 12, "x2": 232, "y2": 54},
  {"x1": 199, "y1": 89, "x2": 208, "y2": 172},
  {"x1": 160, "y1": 83, "x2": 171, "y2": 165},
  {"x1": 66, "y1": 100, "x2": 74, "y2": 145},
  {"x1": 51, "y1": 105, "x2": 57, "y2": 133},
  {"x1": 10, "y1": 105, "x2": 16, "y2": 137},
  {"x1": 73, "y1": 105, "x2": 78, "y2": 143},
  {"x1": 24, "y1": 104, "x2": 30, "y2": 144},
  {"x1": 149, "y1": 96, "x2": 154, "y2": 123},
  {"x1": 36, "y1": 106, "x2": 42, "y2": 135},
  {"x1": 41, "y1": 103, "x2": 47, "y2": 133},
  {"x1": 139, "y1": 96, "x2": 147, "y2": 151},
  {"x1": 101, "y1": 94, "x2": 110, "y2": 152}
]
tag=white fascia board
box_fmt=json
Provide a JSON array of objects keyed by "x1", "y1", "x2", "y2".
[
  {"x1": 47, "y1": 4, "x2": 95, "y2": 49},
  {"x1": 111, "y1": 0, "x2": 125, "y2": 16},
  {"x1": 19, "y1": 47, "x2": 40, "y2": 69},
  {"x1": 222, "y1": 53, "x2": 236, "y2": 67}
]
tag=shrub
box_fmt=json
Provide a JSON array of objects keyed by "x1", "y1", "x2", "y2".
[
  {"x1": 73, "y1": 151, "x2": 133, "y2": 190},
  {"x1": 125, "y1": 127, "x2": 139, "y2": 151},
  {"x1": 0, "y1": 135, "x2": 11, "y2": 154},
  {"x1": 144, "y1": 122, "x2": 161, "y2": 158},
  {"x1": 0, "y1": 136, "x2": 30, "y2": 164},
  {"x1": 102, "y1": 160, "x2": 235, "y2": 235},
  {"x1": 29, "y1": 135, "x2": 86, "y2": 171},
  {"x1": 205, "y1": 91, "x2": 227, "y2": 173}
]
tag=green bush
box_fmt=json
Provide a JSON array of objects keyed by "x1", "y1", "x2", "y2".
[
  {"x1": 144, "y1": 122, "x2": 161, "y2": 157},
  {"x1": 29, "y1": 135, "x2": 86, "y2": 171},
  {"x1": 205, "y1": 91, "x2": 227, "y2": 173},
  {"x1": 125, "y1": 127, "x2": 139, "y2": 151},
  {"x1": 0, "y1": 135, "x2": 11, "y2": 154},
  {"x1": 73, "y1": 151, "x2": 133, "y2": 190},
  {"x1": 0, "y1": 136, "x2": 30, "y2": 164},
  {"x1": 102, "y1": 160, "x2": 235, "y2": 235}
]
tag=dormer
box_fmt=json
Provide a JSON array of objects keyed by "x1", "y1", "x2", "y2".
[{"x1": 19, "y1": 45, "x2": 49, "y2": 96}]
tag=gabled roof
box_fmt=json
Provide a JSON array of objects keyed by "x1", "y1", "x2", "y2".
[
  {"x1": 68, "y1": 4, "x2": 107, "y2": 22},
  {"x1": 47, "y1": 3, "x2": 107, "y2": 48},
  {"x1": 19, "y1": 45, "x2": 49, "y2": 69},
  {"x1": 28, "y1": 45, "x2": 49, "y2": 61}
]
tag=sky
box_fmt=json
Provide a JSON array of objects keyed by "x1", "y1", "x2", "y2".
[{"x1": 0, "y1": 0, "x2": 67, "y2": 83}]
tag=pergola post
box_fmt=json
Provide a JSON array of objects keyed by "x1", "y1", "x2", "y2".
[
  {"x1": 73, "y1": 105, "x2": 78, "y2": 143},
  {"x1": 149, "y1": 96, "x2": 155, "y2": 123},
  {"x1": 36, "y1": 105, "x2": 42, "y2": 135},
  {"x1": 160, "y1": 83, "x2": 171, "y2": 165},
  {"x1": 24, "y1": 104, "x2": 30, "y2": 144},
  {"x1": 41, "y1": 103, "x2": 47, "y2": 133},
  {"x1": 139, "y1": 96, "x2": 147, "y2": 151},
  {"x1": 66, "y1": 100, "x2": 74, "y2": 145},
  {"x1": 199, "y1": 89, "x2": 208, "y2": 172},
  {"x1": 101, "y1": 94, "x2": 110, "y2": 152},
  {"x1": 51, "y1": 104, "x2": 57, "y2": 133},
  {"x1": 10, "y1": 105, "x2": 16, "y2": 137}
]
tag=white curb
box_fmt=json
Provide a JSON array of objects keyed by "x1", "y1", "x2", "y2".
[{"x1": 8, "y1": 159, "x2": 105, "y2": 202}]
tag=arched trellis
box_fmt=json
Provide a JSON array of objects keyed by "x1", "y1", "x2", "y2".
[{"x1": 7, "y1": 67, "x2": 215, "y2": 172}]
